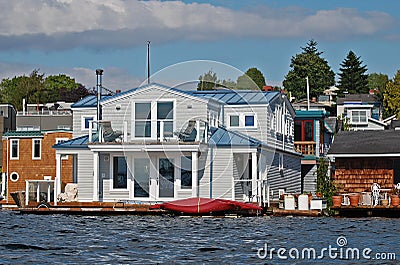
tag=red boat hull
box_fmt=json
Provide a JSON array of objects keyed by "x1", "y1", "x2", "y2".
[{"x1": 150, "y1": 197, "x2": 262, "y2": 214}]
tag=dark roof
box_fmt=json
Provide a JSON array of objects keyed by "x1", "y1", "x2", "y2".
[
  {"x1": 328, "y1": 130, "x2": 400, "y2": 155},
  {"x1": 209, "y1": 127, "x2": 261, "y2": 147},
  {"x1": 3, "y1": 131, "x2": 43, "y2": 137},
  {"x1": 337, "y1": 94, "x2": 379, "y2": 105},
  {"x1": 71, "y1": 95, "x2": 113, "y2": 108},
  {"x1": 189, "y1": 90, "x2": 279, "y2": 105}
]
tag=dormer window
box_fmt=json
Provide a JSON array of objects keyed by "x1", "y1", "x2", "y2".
[{"x1": 228, "y1": 113, "x2": 256, "y2": 129}]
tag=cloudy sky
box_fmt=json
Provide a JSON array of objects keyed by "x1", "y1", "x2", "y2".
[{"x1": 0, "y1": 0, "x2": 399, "y2": 90}]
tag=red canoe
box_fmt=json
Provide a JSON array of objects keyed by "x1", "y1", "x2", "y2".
[{"x1": 150, "y1": 197, "x2": 262, "y2": 214}]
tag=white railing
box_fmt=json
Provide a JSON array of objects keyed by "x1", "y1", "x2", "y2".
[
  {"x1": 25, "y1": 180, "x2": 56, "y2": 206},
  {"x1": 233, "y1": 179, "x2": 270, "y2": 207}
]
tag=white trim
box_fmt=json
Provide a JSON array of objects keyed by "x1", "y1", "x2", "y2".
[
  {"x1": 32, "y1": 138, "x2": 42, "y2": 160},
  {"x1": 227, "y1": 112, "x2": 257, "y2": 129},
  {"x1": 81, "y1": 115, "x2": 96, "y2": 131},
  {"x1": 109, "y1": 154, "x2": 129, "y2": 191},
  {"x1": 10, "y1": 139, "x2": 19, "y2": 160},
  {"x1": 10, "y1": 172, "x2": 19, "y2": 182}
]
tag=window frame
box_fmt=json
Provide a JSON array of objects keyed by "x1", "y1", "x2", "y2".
[
  {"x1": 180, "y1": 156, "x2": 192, "y2": 190},
  {"x1": 349, "y1": 110, "x2": 368, "y2": 124},
  {"x1": 111, "y1": 156, "x2": 128, "y2": 190},
  {"x1": 10, "y1": 139, "x2": 19, "y2": 160},
  {"x1": 81, "y1": 116, "x2": 95, "y2": 131},
  {"x1": 228, "y1": 113, "x2": 257, "y2": 129},
  {"x1": 10, "y1": 172, "x2": 19, "y2": 182},
  {"x1": 32, "y1": 138, "x2": 42, "y2": 160}
]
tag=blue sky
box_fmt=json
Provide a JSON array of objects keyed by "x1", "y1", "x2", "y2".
[{"x1": 0, "y1": 0, "x2": 399, "y2": 91}]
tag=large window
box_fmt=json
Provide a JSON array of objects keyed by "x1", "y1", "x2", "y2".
[
  {"x1": 134, "y1": 103, "x2": 151, "y2": 137},
  {"x1": 32, "y1": 139, "x2": 42, "y2": 159},
  {"x1": 350, "y1": 110, "x2": 367, "y2": 124},
  {"x1": 294, "y1": 120, "x2": 314, "y2": 141},
  {"x1": 134, "y1": 158, "x2": 150, "y2": 197},
  {"x1": 10, "y1": 139, "x2": 19, "y2": 160},
  {"x1": 157, "y1": 102, "x2": 173, "y2": 138},
  {"x1": 181, "y1": 156, "x2": 192, "y2": 189},
  {"x1": 113, "y1": 157, "x2": 127, "y2": 189}
]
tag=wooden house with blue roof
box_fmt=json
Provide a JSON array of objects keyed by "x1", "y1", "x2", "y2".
[{"x1": 53, "y1": 83, "x2": 301, "y2": 205}]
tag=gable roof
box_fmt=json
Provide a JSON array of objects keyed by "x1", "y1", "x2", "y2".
[
  {"x1": 327, "y1": 130, "x2": 400, "y2": 156},
  {"x1": 53, "y1": 135, "x2": 92, "y2": 149}
]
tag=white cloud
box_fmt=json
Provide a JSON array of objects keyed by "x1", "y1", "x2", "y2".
[{"x1": 0, "y1": 0, "x2": 395, "y2": 51}]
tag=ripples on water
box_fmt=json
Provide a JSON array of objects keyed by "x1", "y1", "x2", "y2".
[{"x1": 0, "y1": 211, "x2": 398, "y2": 264}]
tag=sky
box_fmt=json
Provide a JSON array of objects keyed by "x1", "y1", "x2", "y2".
[{"x1": 0, "y1": 0, "x2": 399, "y2": 91}]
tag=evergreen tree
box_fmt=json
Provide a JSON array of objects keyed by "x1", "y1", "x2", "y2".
[
  {"x1": 338, "y1": 51, "x2": 368, "y2": 94},
  {"x1": 283, "y1": 40, "x2": 335, "y2": 100}
]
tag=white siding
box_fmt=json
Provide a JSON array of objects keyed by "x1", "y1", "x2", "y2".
[{"x1": 76, "y1": 150, "x2": 94, "y2": 201}]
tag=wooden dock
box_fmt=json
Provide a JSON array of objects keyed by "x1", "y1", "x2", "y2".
[{"x1": 331, "y1": 205, "x2": 400, "y2": 217}]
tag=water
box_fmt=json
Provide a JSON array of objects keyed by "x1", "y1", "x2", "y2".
[{"x1": 0, "y1": 211, "x2": 399, "y2": 264}]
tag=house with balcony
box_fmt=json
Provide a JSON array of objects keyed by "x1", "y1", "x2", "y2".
[
  {"x1": 52, "y1": 83, "x2": 301, "y2": 206},
  {"x1": 336, "y1": 94, "x2": 386, "y2": 130},
  {"x1": 293, "y1": 109, "x2": 335, "y2": 194}
]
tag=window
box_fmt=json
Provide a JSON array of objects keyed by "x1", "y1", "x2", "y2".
[
  {"x1": 10, "y1": 172, "x2": 19, "y2": 182},
  {"x1": 134, "y1": 158, "x2": 150, "y2": 197},
  {"x1": 181, "y1": 156, "x2": 192, "y2": 189},
  {"x1": 230, "y1": 115, "x2": 239, "y2": 127},
  {"x1": 10, "y1": 139, "x2": 19, "y2": 159},
  {"x1": 113, "y1": 157, "x2": 127, "y2": 189},
  {"x1": 229, "y1": 114, "x2": 256, "y2": 128},
  {"x1": 32, "y1": 139, "x2": 41, "y2": 159},
  {"x1": 157, "y1": 102, "x2": 173, "y2": 138},
  {"x1": 350, "y1": 110, "x2": 367, "y2": 124},
  {"x1": 294, "y1": 120, "x2": 314, "y2": 141},
  {"x1": 82, "y1": 116, "x2": 94, "y2": 130},
  {"x1": 134, "y1": 103, "x2": 151, "y2": 137},
  {"x1": 245, "y1": 115, "x2": 255, "y2": 127}
]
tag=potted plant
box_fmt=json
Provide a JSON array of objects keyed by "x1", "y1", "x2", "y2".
[
  {"x1": 348, "y1": 193, "x2": 360, "y2": 207},
  {"x1": 332, "y1": 194, "x2": 343, "y2": 207},
  {"x1": 390, "y1": 186, "x2": 400, "y2": 207}
]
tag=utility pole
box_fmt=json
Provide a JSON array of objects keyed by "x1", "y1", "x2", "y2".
[{"x1": 306, "y1": 76, "x2": 310, "y2": 110}]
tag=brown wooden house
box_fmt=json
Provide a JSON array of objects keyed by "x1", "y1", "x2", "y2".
[
  {"x1": 327, "y1": 130, "x2": 400, "y2": 193},
  {"x1": 1, "y1": 130, "x2": 73, "y2": 204}
]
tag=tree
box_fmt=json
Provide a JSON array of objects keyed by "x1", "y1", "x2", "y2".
[
  {"x1": 0, "y1": 70, "x2": 91, "y2": 110},
  {"x1": 383, "y1": 70, "x2": 400, "y2": 119},
  {"x1": 0, "y1": 70, "x2": 45, "y2": 110},
  {"x1": 338, "y1": 51, "x2": 368, "y2": 94},
  {"x1": 368, "y1": 73, "x2": 389, "y2": 92},
  {"x1": 236, "y1": 67, "x2": 266, "y2": 90},
  {"x1": 315, "y1": 158, "x2": 338, "y2": 208},
  {"x1": 283, "y1": 40, "x2": 335, "y2": 100},
  {"x1": 197, "y1": 70, "x2": 218, "y2": 90}
]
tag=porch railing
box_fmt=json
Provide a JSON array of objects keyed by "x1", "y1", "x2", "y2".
[
  {"x1": 25, "y1": 180, "x2": 56, "y2": 206},
  {"x1": 294, "y1": 141, "x2": 316, "y2": 156}
]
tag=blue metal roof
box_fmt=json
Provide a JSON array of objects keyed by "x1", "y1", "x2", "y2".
[
  {"x1": 209, "y1": 127, "x2": 261, "y2": 147},
  {"x1": 53, "y1": 135, "x2": 93, "y2": 149},
  {"x1": 189, "y1": 90, "x2": 279, "y2": 105},
  {"x1": 72, "y1": 83, "x2": 280, "y2": 108}
]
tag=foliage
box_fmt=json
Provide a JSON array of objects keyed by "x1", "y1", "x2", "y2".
[
  {"x1": 197, "y1": 70, "x2": 218, "y2": 90},
  {"x1": 0, "y1": 70, "x2": 45, "y2": 110},
  {"x1": 236, "y1": 67, "x2": 266, "y2": 90},
  {"x1": 383, "y1": 70, "x2": 400, "y2": 119},
  {"x1": 367, "y1": 73, "x2": 389, "y2": 92},
  {"x1": 338, "y1": 51, "x2": 368, "y2": 94},
  {"x1": 283, "y1": 39, "x2": 335, "y2": 100},
  {"x1": 0, "y1": 70, "x2": 91, "y2": 110},
  {"x1": 219, "y1": 79, "x2": 236, "y2": 89},
  {"x1": 315, "y1": 158, "x2": 338, "y2": 208}
]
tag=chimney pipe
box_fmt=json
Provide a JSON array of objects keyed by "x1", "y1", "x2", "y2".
[{"x1": 96, "y1": 69, "x2": 103, "y2": 122}]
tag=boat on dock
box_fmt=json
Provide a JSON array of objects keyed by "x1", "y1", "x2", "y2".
[{"x1": 150, "y1": 197, "x2": 263, "y2": 216}]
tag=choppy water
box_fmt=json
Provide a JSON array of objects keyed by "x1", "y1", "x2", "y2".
[{"x1": 0, "y1": 211, "x2": 399, "y2": 264}]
